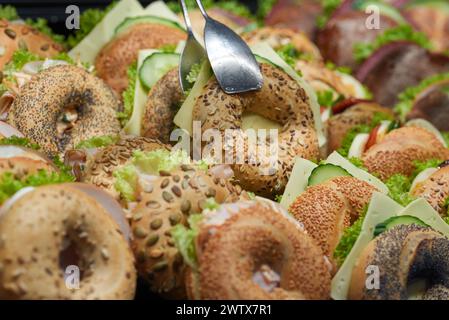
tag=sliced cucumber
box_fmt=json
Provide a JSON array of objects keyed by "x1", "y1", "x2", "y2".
[
  {"x1": 139, "y1": 52, "x2": 180, "y2": 91},
  {"x1": 254, "y1": 54, "x2": 278, "y2": 68},
  {"x1": 373, "y1": 215, "x2": 428, "y2": 237},
  {"x1": 115, "y1": 15, "x2": 185, "y2": 36},
  {"x1": 307, "y1": 164, "x2": 352, "y2": 187}
]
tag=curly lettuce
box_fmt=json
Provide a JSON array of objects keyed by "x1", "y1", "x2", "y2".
[
  {"x1": 66, "y1": 1, "x2": 117, "y2": 48},
  {"x1": 395, "y1": 72, "x2": 449, "y2": 120},
  {"x1": 354, "y1": 25, "x2": 432, "y2": 63},
  {"x1": 0, "y1": 170, "x2": 74, "y2": 205},
  {"x1": 0, "y1": 136, "x2": 40, "y2": 150},
  {"x1": 186, "y1": 63, "x2": 202, "y2": 85},
  {"x1": 75, "y1": 135, "x2": 119, "y2": 150},
  {"x1": 3, "y1": 49, "x2": 40, "y2": 76},
  {"x1": 114, "y1": 149, "x2": 191, "y2": 201},
  {"x1": 317, "y1": 90, "x2": 344, "y2": 108},
  {"x1": 171, "y1": 214, "x2": 203, "y2": 270},
  {"x1": 257, "y1": 0, "x2": 277, "y2": 20},
  {"x1": 0, "y1": 5, "x2": 19, "y2": 20},
  {"x1": 118, "y1": 62, "x2": 137, "y2": 127}
]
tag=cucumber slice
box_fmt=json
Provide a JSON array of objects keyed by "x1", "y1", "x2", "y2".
[
  {"x1": 307, "y1": 164, "x2": 352, "y2": 187},
  {"x1": 115, "y1": 15, "x2": 185, "y2": 36},
  {"x1": 254, "y1": 54, "x2": 279, "y2": 68},
  {"x1": 139, "y1": 52, "x2": 180, "y2": 91},
  {"x1": 373, "y1": 215, "x2": 428, "y2": 237}
]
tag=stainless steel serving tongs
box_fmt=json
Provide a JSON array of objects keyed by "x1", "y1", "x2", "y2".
[{"x1": 178, "y1": 0, "x2": 263, "y2": 94}]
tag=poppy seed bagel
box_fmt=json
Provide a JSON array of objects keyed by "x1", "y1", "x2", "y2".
[
  {"x1": 130, "y1": 165, "x2": 247, "y2": 298},
  {"x1": 289, "y1": 176, "x2": 377, "y2": 262},
  {"x1": 0, "y1": 185, "x2": 136, "y2": 299},
  {"x1": 7, "y1": 65, "x2": 122, "y2": 158},
  {"x1": 327, "y1": 101, "x2": 394, "y2": 153},
  {"x1": 411, "y1": 166, "x2": 449, "y2": 217},
  {"x1": 244, "y1": 27, "x2": 322, "y2": 61},
  {"x1": 192, "y1": 63, "x2": 320, "y2": 197},
  {"x1": 187, "y1": 200, "x2": 331, "y2": 300},
  {"x1": 349, "y1": 225, "x2": 449, "y2": 300},
  {"x1": 82, "y1": 136, "x2": 170, "y2": 200},
  {"x1": 0, "y1": 19, "x2": 63, "y2": 69},
  {"x1": 362, "y1": 127, "x2": 449, "y2": 181},
  {"x1": 142, "y1": 68, "x2": 183, "y2": 143},
  {"x1": 95, "y1": 24, "x2": 186, "y2": 95}
]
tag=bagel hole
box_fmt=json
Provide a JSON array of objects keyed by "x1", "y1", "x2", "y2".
[
  {"x1": 59, "y1": 236, "x2": 85, "y2": 281},
  {"x1": 252, "y1": 264, "x2": 281, "y2": 293},
  {"x1": 241, "y1": 112, "x2": 282, "y2": 132}
]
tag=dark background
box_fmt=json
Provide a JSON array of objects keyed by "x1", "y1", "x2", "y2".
[{"x1": 0, "y1": 0, "x2": 259, "y2": 35}]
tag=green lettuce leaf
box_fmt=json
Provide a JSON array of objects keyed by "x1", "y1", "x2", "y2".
[
  {"x1": 0, "y1": 5, "x2": 19, "y2": 20},
  {"x1": 257, "y1": 0, "x2": 277, "y2": 20},
  {"x1": 75, "y1": 135, "x2": 119, "y2": 150},
  {"x1": 3, "y1": 49, "x2": 40, "y2": 76},
  {"x1": 118, "y1": 62, "x2": 138, "y2": 127},
  {"x1": 395, "y1": 72, "x2": 449, "y2": 120},
  {"x1": 333, "y1": 205, "x2": 367, "y2": 266},
  {"x1": 354, "y1": 25, "x2": 432, "y2": 63},
  {"x1": 171, "y1": 214, "x2": 203, "y2": 270},
  {"x1": 0, "y1": 169, "x2": 74, "y2": 205},
  {"x1": 114, "y1": 164, "x2": 138, "y2": 202},
  {"x1": 186, "y1": 63, "x2": 202, "y2": 84},
  {"x1": 317, "y1": 0, "x2": 342, "y2": 29},
  {"x1": 0, "y1": 136, "x2": 40, "y2": 150},
  {"x1": 66, "y1": 1, "x2": 117, "y2": 48}
]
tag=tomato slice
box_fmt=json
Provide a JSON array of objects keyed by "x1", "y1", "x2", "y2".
[{"x1": 364, "y1": 125, "x2": 381, "y2": 152}]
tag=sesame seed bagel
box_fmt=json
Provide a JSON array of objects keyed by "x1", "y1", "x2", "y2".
[
  {"x1": 130, "y1": 165, "x2": 247, "y2": 298},
  {"x1": 289, "y1": 177, "x2": 377, "y2": 260},
  {"x1": 244, "y1": 27, "x2": 322, "y2": 61},
  {"x1": 411, "y1": 166, "x2": 449, "y2": 217},
  {"x1": 327, "y1": 101, "x2": 394, "y2": 153},
  {"x1": 82, "y1": 136, "x2": 170, "y2": 200},
  {"x1": 95, "y1": 24, "x2": 186, "y2": 95},
  {"x1": 349, "y1": 225, "x2": 449, "y2": 300},
  {"x1": 192, "y1": 63, "x2": 320, "y2": 197},
  {"x1": 187, "y1": 200, "x2": 331, "y2": 300},
  {"x1": 0, "y1": 19, "x2": 63, "y2": 69},
  {"x1": 142, "y1": 68, "x2": 183, "y2": 143},
  {"x1": 362, "y1": 127, "x2": 449, "y2": 181},
  {"x1": 7, "y1": 65, "x2": 121, "y2": 158},
  {"x1": 0, "y1": 185, "x2": 136, "y2": 299}
]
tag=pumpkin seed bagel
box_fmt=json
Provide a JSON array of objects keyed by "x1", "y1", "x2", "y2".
[
  {"x1": 130, "y1": 165, "x2": 247, "y2": 298},
  {"x1": 0, "y1": 185, "x2": 136, "y2": 300},
  {"x1": 142, "y1": 68, "x2": 183, "y2": 143},
  {"x1": 0, "y1": 19, "x2": 63, "y2": 69},
  {"x1": 7, "y1": 64, "x2": 121, "y2": 158},
  {"x1": 192, "y1": 63, "x2": 320, "y2": 197},
  {"x1": 82, "y1": 136, "x2": 170, "y2": 201},
  {"x1": 186, "y1": 200, "x2": 331, "y2": 300},
  {"x1": 95, "y1": 24, "x2": 186, "y2": 96}
]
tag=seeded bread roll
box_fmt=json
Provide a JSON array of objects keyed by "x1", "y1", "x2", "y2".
[
  {"x1": 95, "y1": 23, "x2": 186, "y2": 96},
  {"x1": 130, "y1": 165, "x2": 247, "y2": 298},
  {"x1": 0, "y1": 19, "x2": 63, "y2": 69},
  {"x1": 82, "y1": 136, "x2": 170, "y2": 200}
]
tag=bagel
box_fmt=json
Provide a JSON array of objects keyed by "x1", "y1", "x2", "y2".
[
  {"x1": 362, "y1": 127, "x2": 449, "y2": 181},
  {"x1": 142, "y1": 68, "x2": 183, "y2": 143},
  {"x1": 187, "y1": 200, "x2": 331, "y2": 300},
  {"x1": 289, "y1": 176, "x2": 377, "y2": 261},
  {"x1": 411, "y1": 165, "x2": 449, "y2": 217},
  {"x1": 82, "y1": 136, "x2": 170, "y2": 201},
  {"x1": 0, "y1": 185, "x2": 136, "y2": 299},
  {"x1": 0, "y1": 19, "x2": 63, "y2": 69},
  {"x1": 192, "y1": 62, "x2": 320, "y2": 197},
  {"x1": 7, "y1": 65, "x2": 121, "y2": 158},
  {"x1": 130, "y1": 165, "x2": 246, "y2": 298},
  {"x1": 349, "y1": 224, "x2": 449, "y2": 300},
  {"x1": 327, "y1": 100, "x2": 394, "y2": 153},
  {"x1": 95, "y1": 23, "x2": 185, "y2": 95},
  {"x1": 244, "y1": 27, "x2": 322, "y2": 61}
]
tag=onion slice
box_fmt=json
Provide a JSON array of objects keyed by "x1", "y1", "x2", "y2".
[{"x1": 0, "y1": 121, "x2": 24, "y2": 138}]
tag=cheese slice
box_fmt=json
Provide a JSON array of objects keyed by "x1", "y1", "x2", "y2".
[{"x1": 280, "y1": 157, "x2": 318, "y2": 209}]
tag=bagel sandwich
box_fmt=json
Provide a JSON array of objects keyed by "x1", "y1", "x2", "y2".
[
  {"x1": 174, "y1": 198, "x2": 332, "y2": 300},
  {"x1": 0, "y1": 5, "x2": 65, "y2": 69},
  {"x1": 112, "y1": 147, "x2": 249, "y2": 297},
  {"x1": 332, "y1": 192, "x2": 449, "y2": 300}
]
